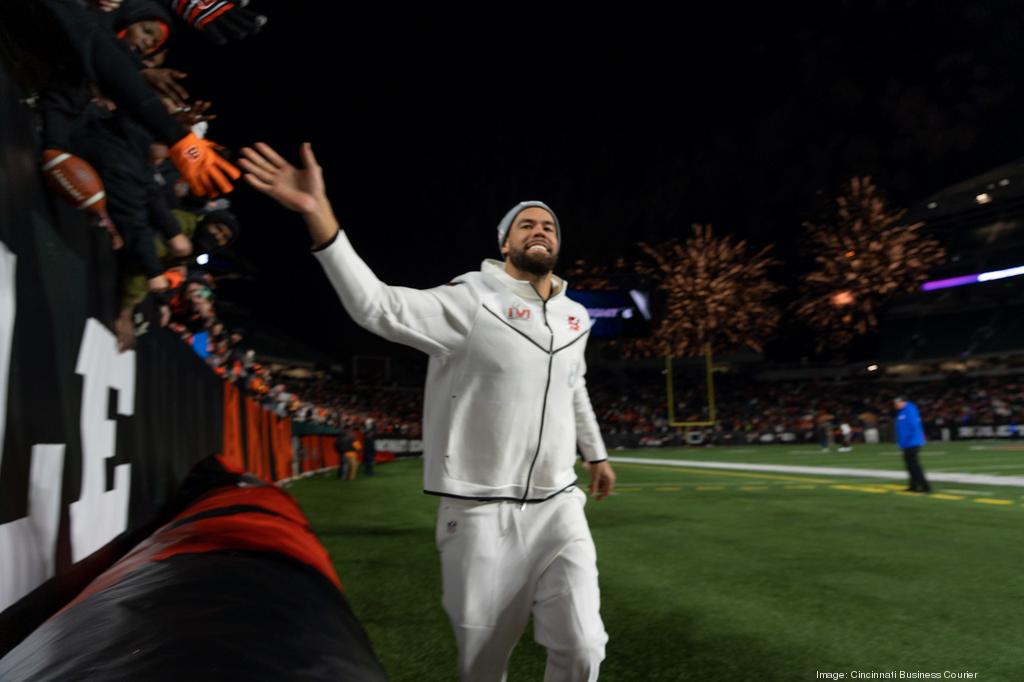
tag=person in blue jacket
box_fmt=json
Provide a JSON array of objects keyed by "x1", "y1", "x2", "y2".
[{"x1": 894, "y1": 397, "x2": 931, "y2": 493}]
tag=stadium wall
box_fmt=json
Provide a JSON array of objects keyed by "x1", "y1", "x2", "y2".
[
  {"x1": 0, "y1": 58, "x2": 235, "y2": 652},
  {"x1": 0, "y1": 58, "x2": 381, "y2": 672}
]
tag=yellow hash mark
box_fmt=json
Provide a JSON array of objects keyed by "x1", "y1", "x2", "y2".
[
  {"x1": 655, "y1": 486, "x2": 682, "y2": 492},
  {"x1": 974, "y1": 498, "x2": 1014, "y2": 506},
  {"x1": 739, "y1": 486, "x2": 766, "y2": 491},
  {"x1": 696, "y1": 486, "x2": 725, "y2": 491},
  {"x1": 613, "y1": 463, "x2": 833, "y2": 484},
  {"x1": 784, "y1": 485, "x2": 817, "y2": 490},
  {"x1": 832, "y1": 484, "x2": 889, "y2": 494},
  {"x1": 880, "y1": 484, "x2": 907, "y2": 490},
  {"x1": 931, "y1": 494, "x2": 964, "y2": 501}
]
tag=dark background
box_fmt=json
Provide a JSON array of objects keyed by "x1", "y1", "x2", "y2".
[{"x1": 171, "y1": 1, "x2": 1024, "y2": 363}]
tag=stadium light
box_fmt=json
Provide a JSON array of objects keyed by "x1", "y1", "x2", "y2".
[
  {"x1": 922, "y1": 264, "x2": 1024, "y2": 291},
  {"x1": 976, "y1": 192, "x2": 993, "y2": 204},
  {"x1": 196, "y1": 253, "x2": 210, "y2": 266},
  {"x1": 867, "y1": 364, "x2": 879, "y2": 372}
]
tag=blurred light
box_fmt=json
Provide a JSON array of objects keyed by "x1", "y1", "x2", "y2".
[
  {"x1": 926, "y1": 201, "x2": 938, "y2": 209},
  {"x1": 998, "y1": 178, "x2": 1010, "y2": 187},
  {"x1": 867, "y1": 364, "x2": 879, "y2": 372},
  {"x1": 978, "y1": 265, "x2": 1024, "y2": 282},
  {"x1": 621, "y1": 308, "x2": 634, "y2": 319},
  {"x1": 976, "y1": 193, "x2": 992, "y2": 204},
  {"x1": 196, "y1": 253, "x2": 210, "y2": 265},
  {"x1": 845, "y1": 250, "x2": 856, "y2": 258},
  {"x1": 921, "y1": 274, "x2": 976, "y2": 291},
  {"x1": 831, "y1": 290, "x2": 855, "y2": 306},
  {"x1": 921, "y1": 263, "x2": 1024, "y2": 291},
  {"x1": 628, "y1": 289, "x2": 652, "y2": 320}
]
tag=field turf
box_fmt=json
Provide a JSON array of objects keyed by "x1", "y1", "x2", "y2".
[{"x1": 287, "y1": 442, "x2": 1024, "y2": 681}]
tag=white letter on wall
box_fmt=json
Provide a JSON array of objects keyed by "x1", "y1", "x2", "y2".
[
  {"x1": 0, "y1": 243, "x2": 67, "y2": 611},
  {"x1": 69, "y1": 319, "x2": 134, "y2": 563}
]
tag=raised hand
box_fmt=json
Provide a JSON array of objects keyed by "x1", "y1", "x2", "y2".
[
  {"x1": 239, "y1": 142, "x2": 325, "y2": 215},
  {"x1": 173, "y1": 100, "x2": 218, "y2": 127},
  {"x1": 142, "y1": 68, "x2": 190, "y2": 110}
]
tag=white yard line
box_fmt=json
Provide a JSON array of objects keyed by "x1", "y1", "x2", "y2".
[
  {"x1": 786, "y1": 450, "x2": 947, "y2": 456},
  {"x1": 608, "y1": 456, "x2": 1024, "y2": 487}
]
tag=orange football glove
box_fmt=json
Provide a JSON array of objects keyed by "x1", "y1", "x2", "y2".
[{"x1": 168, "y1": 132, "x2": 240, "y2": 197}]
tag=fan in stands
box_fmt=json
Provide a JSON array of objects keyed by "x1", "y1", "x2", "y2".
[{"x1": 41, "y1": 149, "x2": 123, "y2": 249}]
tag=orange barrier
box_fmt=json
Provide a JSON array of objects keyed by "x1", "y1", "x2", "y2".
[
  {"x1": 220, "y1": 385, "x2": 412, "y2": 482},
  {"x1": 219, "y1": 384, "x2": 295, "y2": 483},
  {"x1": 298, "y1": 435, "x2": 341, "y2": 474},
  {"x1": 271, "y1": 414, "x2": 292, "y2": 481},
  {"x1": 219, "y1": 382, "x2": 245, "y2": 474}
]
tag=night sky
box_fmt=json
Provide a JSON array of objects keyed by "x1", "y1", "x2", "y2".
[{"x1": 172, "y1": 1, "x2": 1024, "y2": 363}]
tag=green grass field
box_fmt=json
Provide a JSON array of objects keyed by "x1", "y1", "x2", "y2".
[{"x1": 287, "y1": 442, "x2": 1024, "y2": 681}]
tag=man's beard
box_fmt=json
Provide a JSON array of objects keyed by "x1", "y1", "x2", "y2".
[{"x1": 509, "y1": 244, "x2": 558, "y2": 276}]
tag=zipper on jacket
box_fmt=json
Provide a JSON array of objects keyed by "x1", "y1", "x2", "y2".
[{"x1": 521, "y1": 284, "x2": 555, "y2": 508}]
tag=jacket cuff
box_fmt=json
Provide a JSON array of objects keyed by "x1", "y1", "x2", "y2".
[{"x1": 311, "y1": 229, "x2": 341, "y2": 253}]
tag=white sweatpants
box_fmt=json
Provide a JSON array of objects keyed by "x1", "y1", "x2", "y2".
[{"x1": 435, "y1": 487, "x2": 608, "y2": 682}]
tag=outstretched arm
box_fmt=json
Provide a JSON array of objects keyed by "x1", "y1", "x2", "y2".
[
  {"x1": 239, "y1": 142, "x2": 477, "y2": 357},
  {"x1": 240, "y1": 142, "x2": 338, "y2": 248}
]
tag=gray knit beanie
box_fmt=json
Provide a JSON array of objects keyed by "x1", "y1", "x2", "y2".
[{"x1": 496, "y1": 201, "x2": 560, "y2": 251}]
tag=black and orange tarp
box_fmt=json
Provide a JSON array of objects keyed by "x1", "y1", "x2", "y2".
[{"x1": 0, "y1": 473, "x2": 388, "y2": 681}]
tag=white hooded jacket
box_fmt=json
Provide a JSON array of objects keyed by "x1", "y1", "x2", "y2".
[{"x1": 313, "y1": 230, "x2": 608, "y2": 502}]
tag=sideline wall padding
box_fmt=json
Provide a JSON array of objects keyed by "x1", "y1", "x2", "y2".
[{"x1": 0, "y1": 475, "x2": 387, "y2": 681}]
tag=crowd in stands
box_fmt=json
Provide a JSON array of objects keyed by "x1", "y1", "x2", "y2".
[
  {"x1": 220, "y1": 360, "x2": 1024, "y2": 450},
  {"x1": 169, "y1": 289, "x2": 425, "y2": 438},
  {"x1": 588, "y1": 370, "x2": 1024, "y2": 446},
  {"x1": 12, "y1": 2, "x2": 1023, "y2": 453},
  {"x1": 5, "y1": 0, "x2": 263, "y2": 349},
  {"x1": 11, "y1": 0, "x2": 432, "y2": 449},
  {"x1": 9, "y1": 0, "x2": 397, "y2": 444},
  {"x1": 233, "y1": 365, "x2": 1024, "y2": 449}
]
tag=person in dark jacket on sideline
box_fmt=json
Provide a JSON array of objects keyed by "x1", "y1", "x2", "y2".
[
  {"x1": 361, "y1": 419, "x2": 376, "y2": 477},
  {"x1": 894, "y1": 397, "x2": 930, "y2": 493}
]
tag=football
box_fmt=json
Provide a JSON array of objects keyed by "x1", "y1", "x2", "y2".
[{"x1": 41, "y1": 149, "x2": 107, "y2": 214}]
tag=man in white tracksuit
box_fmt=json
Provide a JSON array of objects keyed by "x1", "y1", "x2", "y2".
[{"x1": 239, "y1": 142, "x2": 616, "y2": 682}]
